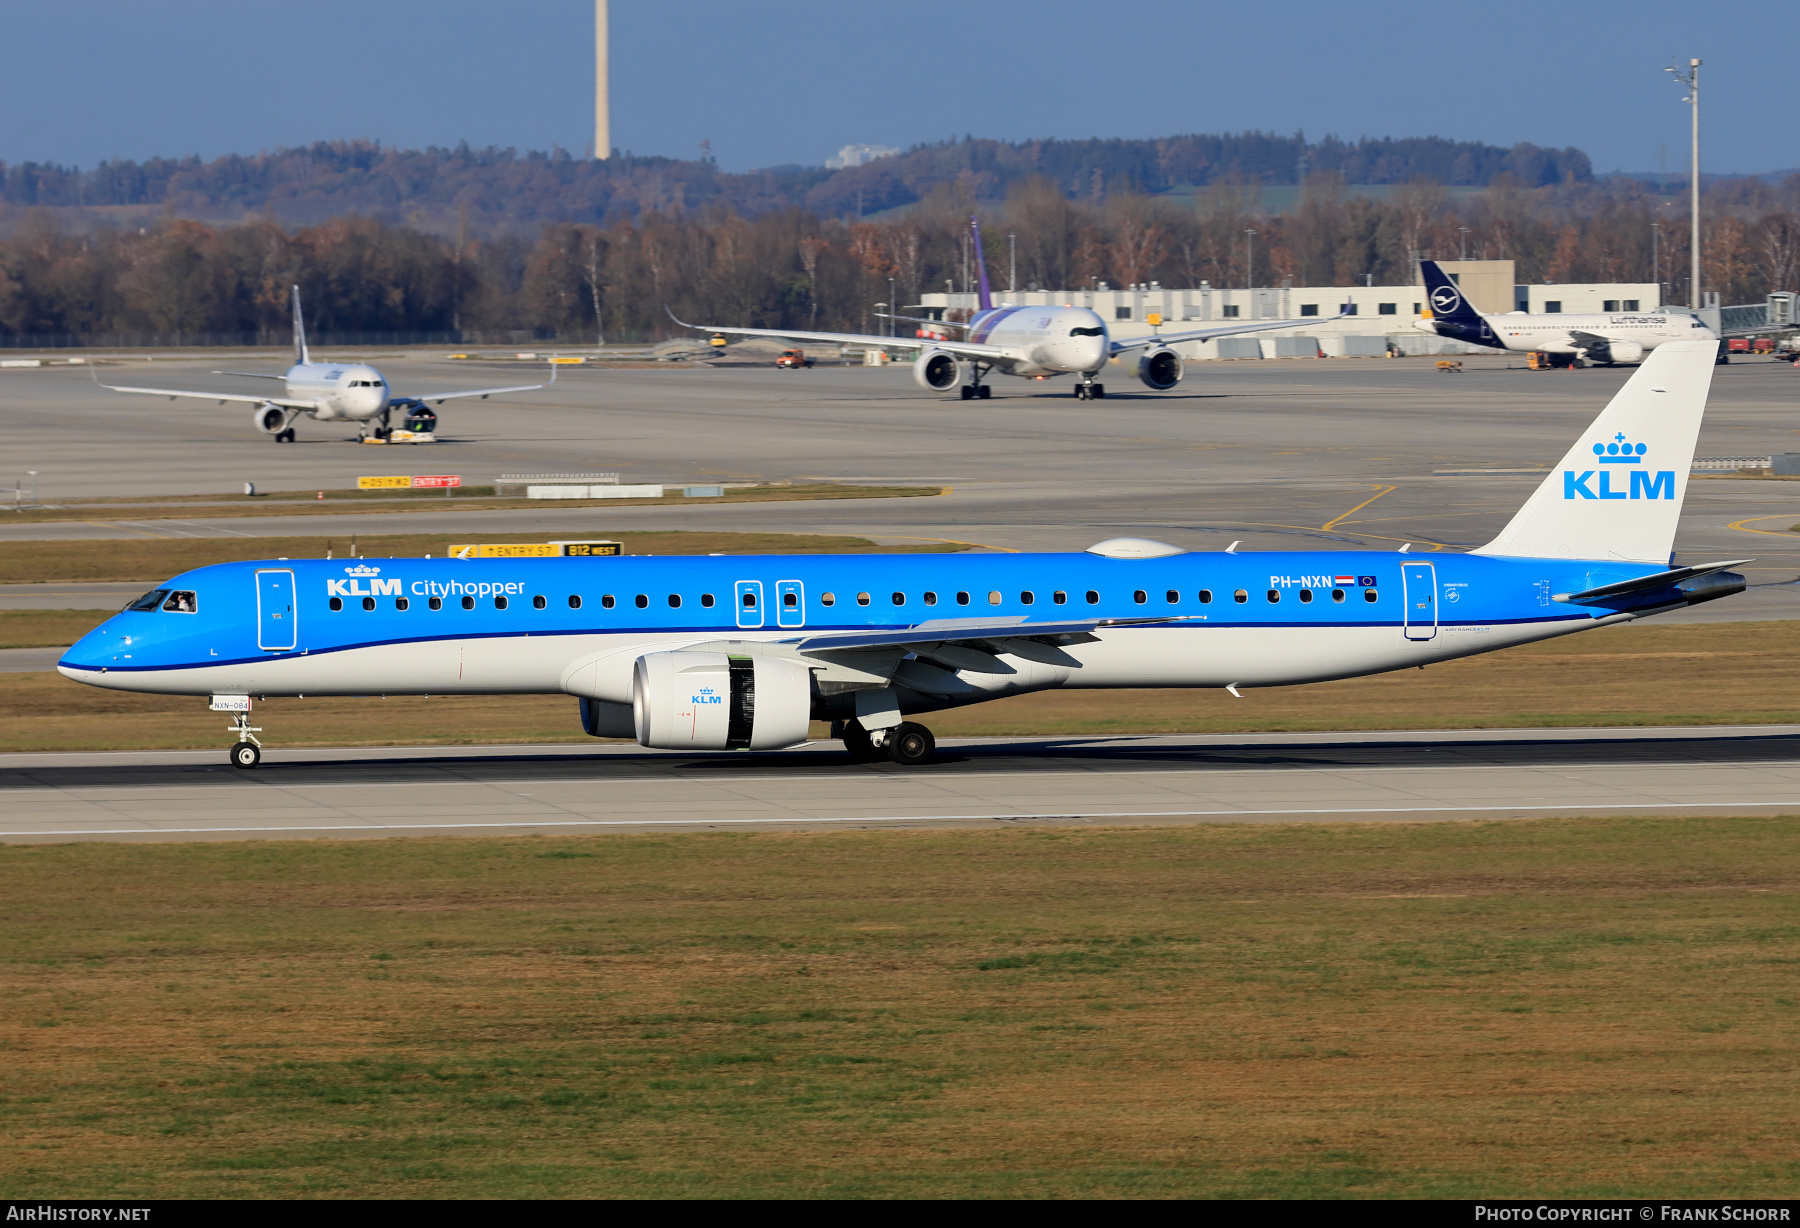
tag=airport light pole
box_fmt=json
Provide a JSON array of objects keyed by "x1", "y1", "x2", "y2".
[
  {"x1": 1244, "y1": 230, "x2": 1256, "y2": 290},
  {"x1": 1666, "y1": 57, "x2": 1702, "y2": 309},
  {"x1": 1008, "y1": 232, "x2": 1016, "y2": 294},
  {"x1": 1458, "y1": 227, "x2": 1470, "y2": 260},
  {"x1": 888, "y1": 278, "x2": 896, "y2": 337},
  {"x1": 1652, "y1": 221, "x2": 1661, "y2": 291}
]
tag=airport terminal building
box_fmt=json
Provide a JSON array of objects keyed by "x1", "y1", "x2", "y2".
[{"x1": 920, "y1": 260, "x2": 1663, "y2": 359}]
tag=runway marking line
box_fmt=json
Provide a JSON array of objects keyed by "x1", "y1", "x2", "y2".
[
  {"x1": 1321, "y1": 485, "x2": 1396, "y2": 531},
  {"x1": 7, "y1": 798, "x2": 1800, "y2": 838},
  {"x1": 1729, "y1": 514, "x2": 1800, "y2": 537}
]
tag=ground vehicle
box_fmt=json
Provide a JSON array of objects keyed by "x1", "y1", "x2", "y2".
[{"x1": 775, "y1": 349, "x2": 813, "y2": 369}]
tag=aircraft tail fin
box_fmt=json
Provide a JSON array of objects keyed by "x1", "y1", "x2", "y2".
[
  {"x1": 970, "y1": 217, "x2": 993, "y2": 312},
  {"x1": 1419, "y1": 259, "x2": 1485, "y2": 328},
  {"x1": 291, "y1": 285, "x2": 311, "y2": 366},
  {"x1": 1473, "y1": 340, "x2": 1719, "y2": 564}
]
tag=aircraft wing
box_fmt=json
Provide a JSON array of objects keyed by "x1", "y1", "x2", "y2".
[
  {"x1": 788, "y1": 614, "x2": 1190, "y2": 654},
  {"x1": 99, "y1": 382, "x2": 320, "y2": 410},
  {"x1": 399, "y1": 381, "x2": 550, "y2": 405},
  {"x1": 665, "y1": 308, "x2": 1011, "y2": 361},
  {"x1": 212, "y1": 371, "x2": 286, "y2": 380},
  {"x1": 1110, "y1": 309, "x2": 1352, "y2": 354}
]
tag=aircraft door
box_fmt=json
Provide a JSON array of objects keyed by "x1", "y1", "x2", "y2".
[
  {"x1": 1401, "y1": 562, "x2": 1438, "y2": 641},
  {"x1": 734, "y1": 580, "x2": 764, "y2": 629},
  {"x1": 776, "y1": 580, "x2": 805, "y2": 628},
  {"x1": 256, "y1": 569, "x2": 297, "y2": 651}
]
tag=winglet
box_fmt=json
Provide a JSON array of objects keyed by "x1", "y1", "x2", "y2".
[
  {"x1": 291, "y1": 285, "x2": 311, "y2": 367},
  {"x1": 970, "y1": 217, "x2": 993, "y2": 312}
]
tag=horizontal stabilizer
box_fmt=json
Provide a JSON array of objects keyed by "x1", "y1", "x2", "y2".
[{"x1": 1553, "y1": 559, "x2": 1751, "y2": 604}]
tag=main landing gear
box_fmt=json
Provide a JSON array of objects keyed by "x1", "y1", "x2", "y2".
[
  {"x1": 227, "y1": 712, "x2": 263, "y2": 768},
  {"x1": 835, "y1": 719, "x2": 937, "y2": 766},
  {"x1": 1074, "y1": 375, "x2": 1106, "y2": 401},
  {"x1": 960, "y1": 363, "x2": 993, "y2": 400},
  {"x1": 274, "y1": 428, "x2": 296, "y2": 443}
]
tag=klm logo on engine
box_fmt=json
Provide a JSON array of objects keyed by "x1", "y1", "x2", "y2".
[
  {"x1": 691, "y1": 687, "x2": 723, "y2": 705},
  {"x1": 327, "y1": 565, "x2": 401, "y2": 597},
  {"x1": 1563, "y1": 432, "x2": 1675, "y2": 501}
]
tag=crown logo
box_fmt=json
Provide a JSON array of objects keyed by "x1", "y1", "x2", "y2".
[
  {"x1": 1592, "y1": 432, "x2": 1646, "y2": 464},
  {"x1": 343, "y1": 564, "x2": 382, "y2": 576}
]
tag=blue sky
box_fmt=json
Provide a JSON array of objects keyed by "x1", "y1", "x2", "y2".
[{"x1": 0, "y1": 0, "x2": 1790, "y2": 177}]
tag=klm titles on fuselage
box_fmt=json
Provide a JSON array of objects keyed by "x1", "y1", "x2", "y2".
[
  {"x1": 323, "y1": 567, "x2": 527, "y2": 600},
  {"x1": 1564, "y1": 435, "x2": 1674, "y2": 501}
]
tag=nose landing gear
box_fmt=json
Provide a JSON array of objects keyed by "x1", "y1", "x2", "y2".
[
  {"x1": 1074, "y1": 377, "x2": 1106, "y2": 401},
  {"x1": 226, "y1": 712, "x2": 263, "y2": 768}
]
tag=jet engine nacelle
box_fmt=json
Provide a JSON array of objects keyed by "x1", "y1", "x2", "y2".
[
  {"x1": 1133, "y1": 347, "x2": 1184, "y2": 391},
  {"x1": 632, "y1": 650, "x2": 812, "y2": 751},
  {"x1": 913, "y1": 349, "x2": 963, "y2": 392},
  {"x1": 1586, "y1": 339, "x2": 1644, "y2": 365},
  {"x1": 252, "y1": 403, "x2": 288, "y2": 434}
]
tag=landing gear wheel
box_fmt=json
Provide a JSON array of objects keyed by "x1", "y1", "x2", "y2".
[
  {"x1": 838, "y1": 721, "x2": 881, "y2": 762},
  {"x1": 1091, "y1": 384, "x2": 1106, "y2": 399},
  {"x1": 977, "y1": 385, "x2": 992, "y2": 399},
  {"x1": 276, "y1": 428, "x2": 296, "y2": 443},
  {"x1": 230, "y1": 741, "x2": 261, "y2": 769},
  {"x1": 959, "y1": 386, "x2": 975, "y2": 400},
  {"x1": 886, "y1": 723, "x2": 935, "y2": 766}
]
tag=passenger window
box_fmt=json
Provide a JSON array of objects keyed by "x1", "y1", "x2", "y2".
[
  {"x1": 1133, "y1": 590, "x2": 1147, "y2": 604},
  {"x1": 1165, "y1": 590, "x2": 1179, "y2": 604},
  {"x1": 701, "y1": 593, "x2": 715, "y2": 608},
  {"x1": 891, "y1": 592, "x2": 904, "y2": 606},
  {"x1": 923, "y1": 591, "x2": 937, "y2": 605},
  {"x1": 329, "y1": 596, "x2": 343, "y2": 611},
  {"x1": 462, "y1": 596, "x2": 475, "y2": 610},
  {"x1": 354, "y1": 596, "x2": 370, "y2": 613},
  {"x1": 786, "y1": 592, "x2": 800, "y2": 607},
  {"x1": 1266, "y1": 590, "x2": 1280, "y2": 603},
  {"x1": 126, "y1": 589, "x2": 169, "y2": 611},
  {"x1": 1053, "y1": 591, "x2": 1067, "y2": 605},
  {"x1": 1299, "y1": 589, "x2": 1313, "y2": 604},
  {"x1": 1364, "y1": 588, "x2": 1379, "y2": 603},
  {"x1": 668, "y1": 594, "x2": 681, "y2": 608},
  {"x1": 821, "y1": 592, "x2": 836, "y2": 606},
  {"x1": 1233, "y1": 590, "x2": 1248, "y2": 603},
  {"x1": 1198, "y1": 590, "x2": 1212, "y2": 604},
  {"x1": 988, "y1": 591, "x2": 1001, "y2": 605},
  {"x1": 857, "y1": 592, "x2": 871, "y2": 606},
  {"x1": 1085, "y1": 590, "x2": 1099, "y2": 605},
  {"x1": 567, "y1": 595, "x2": 580, "y2": 609},
  {"x1": 162, "y1": 590, "x2": 197, "y2": 613},
  {"x1": 635, "y1": 594, "x2": 649, "y2": 609},
  {"x1": 533, "y1": 595, "x2": 546, "y2": 609},
  {"x1": 1331, "y1": 589, "x2": 1345, "y2": 602},
  {"x1": 602, "y1": 595, "x2": 616, "y2": 609},
  {"x1": 956, "y1": 592, "x2": 971, "y2": 605},
  {"x1": 742, "y1": 592, "x2": 756, "y2": 608},
  {"x1": 495, "y1": 596, "x2": 508, "y2": 610},
  {"x1": 429, "y1": 596, "x2": 443, "y2": 611},
  {"x1": 1020, "y1": 591, "x2": 1034, "y2": 605},
  {"x1": 396, "y1": 597, "x2": 409, "y2": 611}
]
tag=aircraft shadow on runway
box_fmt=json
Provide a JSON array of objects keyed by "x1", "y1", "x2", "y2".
[{"x1": 6, "y1": 731, "x2": 1800, "y2": 792}]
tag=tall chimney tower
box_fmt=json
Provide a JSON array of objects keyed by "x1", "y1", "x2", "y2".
[{"x1": 594, "y1": 0, "x2": 610, "y2": 160}]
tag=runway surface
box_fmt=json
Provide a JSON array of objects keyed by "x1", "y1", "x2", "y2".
[{"x1": 5, "y1": 726, "x2": 1800, "y2": 843}]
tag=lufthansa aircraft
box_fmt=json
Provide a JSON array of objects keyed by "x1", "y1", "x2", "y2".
[
  {"x1": 98, "y1": 286, "x2": 553, "y2": 442},
  {"x1": 673, "y1": 218, "x2": 1342, "y2": 400},
  {"x1": 60, "y1": 341, "x2": 1741, "y2": 769},
  {"x1": 1415, "y1": 259, "x2": 1717, "y2": 366}
]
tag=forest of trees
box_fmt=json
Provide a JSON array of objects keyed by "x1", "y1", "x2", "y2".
[
  {"x1": 2, "y1": 171, "x2": 1796, "y2": 346},
  {"x1": 0, "y1": 133, "x2": 1592, "y2": 235}
]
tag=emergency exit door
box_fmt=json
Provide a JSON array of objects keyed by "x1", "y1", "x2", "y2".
[
  {"x1": 734, "y1": 580, "x2": 764, "y2": 629},
  {"x1": 1401, "y1": 561, "x2": 1437, "y2": 641},
  {"x1": 256, "y1": 569, "x2": 296, "y2": 650}
]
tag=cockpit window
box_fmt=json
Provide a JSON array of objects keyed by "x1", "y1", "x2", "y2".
[
  {"x1": 125, "y1": 589, "x2": 169, "y2": 611},
  {"x1": 1069, "y1": 326, "x2": 1105, "y2": 337},
  {"x1": 162, "y1": 590, "x2": 198, "y2": 614}
]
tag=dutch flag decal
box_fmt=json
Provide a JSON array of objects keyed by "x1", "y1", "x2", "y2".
[{"x1": 1333, "y1": 575, "x2": 1355, "y2": 586}]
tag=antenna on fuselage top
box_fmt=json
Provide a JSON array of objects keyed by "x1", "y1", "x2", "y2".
[
  {"x1": 970, "y1": 217, "x2": 993, "y2": 313},
  {"x1": 291, "y1": 285, "x2": 311, "y2": 367}
]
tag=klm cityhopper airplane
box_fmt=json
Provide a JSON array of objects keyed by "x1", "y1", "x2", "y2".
[
  {"x1": 1415, "y1": 259, "x2": 1717, "y2": 367},
  {"x1": 98, "y1": 286, "x2": 553, "y2": 442},
  {"x1": 60, "y1": 341, "x2": 1742, "y2": 769},
  {"x1": 672, "y1": 218, "x2": 1343, "y2": 401}
]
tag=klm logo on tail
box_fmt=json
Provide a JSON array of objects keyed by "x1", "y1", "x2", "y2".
[{"x1": 1563, "y1": 433, "x2": 1675, "y2": 500}]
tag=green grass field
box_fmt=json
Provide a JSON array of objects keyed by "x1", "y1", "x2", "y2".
[{"x1": 2, "y1": 819, "x2": 1797, "y2": 1198}]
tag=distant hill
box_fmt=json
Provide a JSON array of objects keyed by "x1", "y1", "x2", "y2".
[{"x1": 0, "y1": 133, "x2": 1593, "y2": 235}]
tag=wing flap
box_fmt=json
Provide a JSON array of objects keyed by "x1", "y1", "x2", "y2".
[{"x1": 791, "y1": 615, "x2": 1187, "y2": 655}]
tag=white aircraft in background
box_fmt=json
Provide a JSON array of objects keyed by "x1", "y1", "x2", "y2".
[
  {"x1": 672, "y1": 218, "x2": 1345, "y2": 401},
  {"x1": 1415, "y1": 259, "x2": 1718, "y2": 367},
  {"x1": 98, "y1": 286, "x2": 554, "y2": 442}
]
